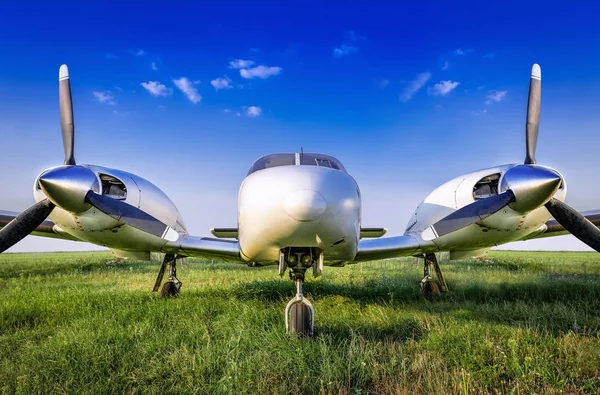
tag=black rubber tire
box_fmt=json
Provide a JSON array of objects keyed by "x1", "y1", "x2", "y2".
[
  {"x1": 160, "y1": 281, "x2": 180, "y2": 298},
  {"x1": 422, "y1": 280, "x2": 440, "y2": 301},
  {"x1": 289, "y1": 303, "x2": 311, "y2": 336}
]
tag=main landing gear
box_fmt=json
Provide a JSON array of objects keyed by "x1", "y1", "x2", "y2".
[
  {"x1": 420, "y1": 252, "x2": 448, "y2": 300},
  {"x1": 153, "y1": 253, "x2": 182, "y2": 297},
  {"x1": 280, "y1": 247, "x2": 323, "y2": 336}
]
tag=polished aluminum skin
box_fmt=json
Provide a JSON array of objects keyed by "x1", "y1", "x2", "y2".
[
  {"x1": 38, "y1": 166, "x2": 98, "y2": 213},
  {"x1": 500, "y1": 165, "x2": 562, "y2": 212},
  {"x1": 237, "y1": 164, "x2": 361, "y2": 263}
]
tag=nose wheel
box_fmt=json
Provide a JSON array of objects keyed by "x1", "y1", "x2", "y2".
[
  {"x1": 285, "y1": 270, "x2": 315, "y2": 336},
  {"x1": 153, "y1": 253, "x2": 182, "y2": 297}
]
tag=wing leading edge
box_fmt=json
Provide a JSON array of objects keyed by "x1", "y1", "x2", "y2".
[
  {"x1": 162, "y1": 235, "x2": 244, "y2": 262},
  {"x1": 0, "y1": 210, "x2": 72, "y2": 241},
  {"x1": 353, "y1": 234, "x2": 435, "y2": 262},
  {"x1": 521, "y1": 209, "x2": 600, "y2": 241}
]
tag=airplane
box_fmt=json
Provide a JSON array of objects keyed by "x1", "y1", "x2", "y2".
[{"x1": 1, "y1": 63, "x2": 600, "y2": 336}]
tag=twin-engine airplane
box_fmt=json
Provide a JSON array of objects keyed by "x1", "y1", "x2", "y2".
[{"x1": 2, "y1": 63, "x2": 600, "y2": 336}]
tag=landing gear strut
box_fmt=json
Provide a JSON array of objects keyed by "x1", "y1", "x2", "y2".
[
  {"x1": 420, "y1": 253, "x2": 447, "y2": 300},
  {"x1": 285, "y1": 269, "x2": 315, "y2": 336},
  {"x1": 281, "y1": 247, "x2": 322, "y2": 336},
  {"x1": 153, "y1": 253, "x2": 182, "y2": 297}
]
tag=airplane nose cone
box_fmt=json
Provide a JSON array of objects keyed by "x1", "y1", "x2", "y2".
[
  {"x1": 502, "y1": 165, "x2": 562, "y2": 212},
  {"x1": 38, "y1": 166, "x2": 99, "y2": 213},
  {"x1": 284, "y1": 190, "x2": 327, "y2": 222}
]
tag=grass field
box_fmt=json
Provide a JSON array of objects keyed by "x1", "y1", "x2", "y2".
[{"x1": 0, "y1": 250, "x2": 599, "y2": 394}]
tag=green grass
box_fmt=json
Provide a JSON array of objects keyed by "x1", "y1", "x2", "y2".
[{"x1": 0, "y1": 250, "x2": 599, "y2": 394}]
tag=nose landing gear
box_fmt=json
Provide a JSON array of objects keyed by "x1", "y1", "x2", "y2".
[
  {"x1": 285, "y1": 270, "x2": 315, "y2": 336},
  {"x1": 280, "y1": 247, "x2": 322, "y2": 336}
]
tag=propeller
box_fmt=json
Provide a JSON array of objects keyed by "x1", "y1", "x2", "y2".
[
  {"x1": 84, "y1": 191, "x2": 178, "y2": 241},
  {"x1": 0, "y1": 64, "x2": 179, "y2": 253},
  {"x1": 0, "y1": 200, "x2": 56, "y2": 253},
  {"x1": 422, "y1": 63, "x2": 600, "y2": 252}
]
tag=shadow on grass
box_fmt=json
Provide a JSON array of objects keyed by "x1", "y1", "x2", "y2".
[
  {"x1": 226, "y1": 274, "x2": 600, "y2": 335},
  {"x1": 315, "y1": 318, "x2": 426, "y2": 343}
]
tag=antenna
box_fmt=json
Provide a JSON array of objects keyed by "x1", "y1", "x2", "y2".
[{"x1": 300, "y1": 147, "x2": 304, "y2": 163}]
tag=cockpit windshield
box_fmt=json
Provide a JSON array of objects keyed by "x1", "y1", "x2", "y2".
[{"x1": 247, "y1": 153, "x2": 347, "y2": 175}]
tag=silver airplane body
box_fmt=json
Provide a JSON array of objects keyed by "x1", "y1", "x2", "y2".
[{"x1": 2, "y1": 63, "x2": 600, "y2": 336}]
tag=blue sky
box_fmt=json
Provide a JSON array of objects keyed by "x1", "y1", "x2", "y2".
[{"x1": 1, "y1": 1, "x2": 600, "y2": 252}]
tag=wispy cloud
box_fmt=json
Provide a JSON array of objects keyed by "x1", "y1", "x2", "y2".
[
  {"x1": 333, "y1": 45, "x2": 359, "y2": 58},
  {"x1": 453, "y1": 48, "x2": 473, "y2": 56},
  {"x1": 333, "y1": 30, "x2": 364, "y2": 58},
  {"x1": 245, "y1": 106, "x2": 262, "y2": 117},
  {"x1": 239, "y1": 65, "x2": 282, "y2": 79},
  {"x1": 130, "y1": 49, "x2": 146, "y2": 56},
  {"x1": 140, "y1": 81, "x2": 173, "y2": 97},
  {"x1": 105, "y1": 53, "x2": 118, "y2": 60},
  {"x1": 399, "y1": 72, "x2": 432, "y2": 102},
  {"x1": 442, "y1": 61, "x2": 449, "y2": 70},
  {"x1": 347, "y1": 30, "x2": 366, "y2": 42},
  {"x1": 485, "y1": 90, "x2": 507, "y2": 104},
  {"x1": 210, "y1": 76, "x2": 232, "y2": 91},
  {"x1": 92, "y1": 91, "x2": 115, "y2": 105},
  {"x1": 229, "y1": 59, "x2": 255, "y2": 69},
  {"x1": 483, "y1": 52, "x2": 495, "y2": 59},
  {"x1": 378, "y1": 79, "x2": 390, "y2": 89},
  {"x1": 173, "y1": 77, "x2": 202, "y2": 104},
  {"x1": 151, "y1": 62, "x2": 158, "y2": 71},
  {"x1": 428, "y1": 80, "x2": 460, "y2": 96}
]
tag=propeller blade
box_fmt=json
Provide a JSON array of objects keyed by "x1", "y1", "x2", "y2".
[
  {"x1": 0, "y1": 199, "x2": 56, "y2": 253},
  {"x1": 525, "y1": 63, "x2": 541, "y2": 165},
  {"x1": 59, "y1": 64, "x2": 76, "y2": 166},
  {"x1": 545, "y1": 198, "x2": 600, "y2": 252},
  {"x1": 84, "y1": 191, "x2": 179, "y2": 241},
  {"x1": 422, "y1": 190, "x2": 515, "y2": 241}
]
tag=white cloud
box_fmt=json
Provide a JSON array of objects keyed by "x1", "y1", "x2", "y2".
[
  {"x1": 211, "y1": 76, "x2": 232, "y2": 91},
  {"x1": 92, "y1": 91, "x2": 115, "y2": 105},
  {"x1": 131, "y1": 49, "x2": 146, "y2": 56},
  {"x1": 453, "y1": 48, "x2": 473, "y2": 56},
  {"x1": 151, "y1": 62, "x2": 158, "y2": 71},
  {"x1": 347, "y1": 30, "x2": 366, "y2": 42},
  {"x1": 485, "y1": 90, "x2": 507, "y2": 104},
  {"x1": 173, "y1": 77, "x2": 202, "y2": 104},
  {"x1": 140, "y1": 81, "x2": 173, "y2": 97},
  {"x1": 442, "y1": 61, "x2": 449, "y2": 70},
  {"x1": 428, "y1": 80, "x2": 460, "y2": 96},
  {"x1": 333, "y1": 45, "x2": 358, "y2": 58},
  {"x1": 483, "y1": 52, "x2": 495, "y2": 59},
  {"x1": 239, "y1": 65, "x2": 282, "y2": 79},
  {"x1": 399, "y1": 72, "x2": 432, "y2": 102},
  {"x1": 229, "y1": 59, "x2": 255, "y2": 69},
  {"x1": 378, "y1": 79, "x2": 390, "y2": 89},
  {"x1": 245, "y1": 106, "x2": 262, "y2": 117}
]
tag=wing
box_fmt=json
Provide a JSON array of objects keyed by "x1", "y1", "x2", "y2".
[
  {"x1": 0, "y1": 210, "x2": 73, "y2": 240},
  {"x1": 353, "y1": 234, "x2": 435, "y2": 262},
  {"x1": 162, "y1": 235, "x2": 244, "y2": 262},
  {"x1": 521, "y1": 209, "x2": 600, "y2": 240}
]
